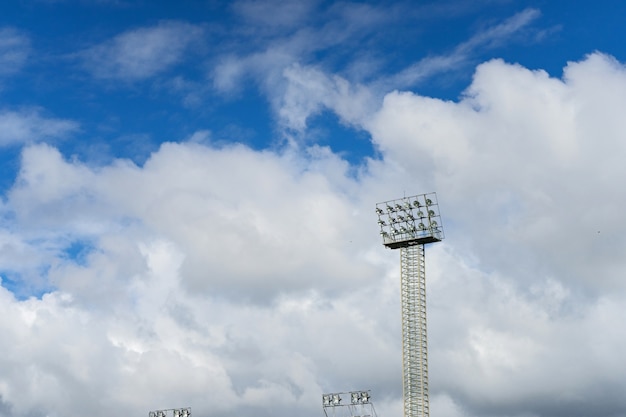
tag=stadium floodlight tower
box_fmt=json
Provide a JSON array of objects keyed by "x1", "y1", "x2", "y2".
[{"x1": 375, "y1": 192, "x2": 444, "y2": 417}]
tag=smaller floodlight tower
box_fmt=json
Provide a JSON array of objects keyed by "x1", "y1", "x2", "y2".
[
  {"x1": 375, "y1": 193, "x2": 444, "y2": 417},
  {"x1": 148, "y1": 407, "x2": 191, "y2": 417},
  {"x1": 322, "y1": 391, "x2": 377, "y2": 417}
]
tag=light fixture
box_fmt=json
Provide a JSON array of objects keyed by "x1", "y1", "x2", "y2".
[
  {"x1": 323, "y1": 391, "x2": 374, "y2": 407},
  {"x1": 375, "y1": 193, "x2": 444, "y2": 249},
  {"x1": 174, "y1": 409, "x2": 191, "y2": 417},
  {"x1": 360, "y1": 391, "x2": 370, "y2": 403},
  {"x1": 351, "y1": 392, "x2": 359, "y2": 404},
  {"x1": 322, "y1": 392, "x2": 345, "y2": 407}
]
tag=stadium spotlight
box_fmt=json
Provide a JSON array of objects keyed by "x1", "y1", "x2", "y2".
[
  {"x1": 174, "y1": 409, "x2": 191, "y2": 417},
  {"x1": 360, "y1": 391, "x2": 370, "y2": 404},
  {"x1": 376, "y1": 192, "x2": 443, "y2": 249}
]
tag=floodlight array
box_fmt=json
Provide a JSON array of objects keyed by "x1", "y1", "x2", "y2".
[
  {"x1": 350, "y1": 391, "x2": 371, "y2": 405},
  {"x1": 174, "y1": 408, "x2": 191, "y2": 417},
  {"x1": 322, "y1": 393, "x2": 342, "y2": 407},
  {"x1": 323, "y1": 391, "x2": 371, "y2": 408},
  {"x1": 376, "y1": 193, "x2": 443, "y2": 249},
  {"x1": 149, "y1": 408, "x2": 191, "y2": 417}
]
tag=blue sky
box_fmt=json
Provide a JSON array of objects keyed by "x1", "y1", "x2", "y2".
[
  {"x1": 2, "y1": 1, "x2": 626, "y2": 417},
  {"x1": 2, "y1": 0, "x2": 624, "y2": 172}
]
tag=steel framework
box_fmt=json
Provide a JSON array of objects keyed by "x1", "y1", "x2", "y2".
[
  {"x1": 376, "y1": 193, "x2": 443, "y2": 417},
  {"x1": 400, "y1": 244, "x2": 428, "y2": 417}
]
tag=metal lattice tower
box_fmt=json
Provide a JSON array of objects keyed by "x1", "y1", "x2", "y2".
[
  {"x1": 401, "y1": 244, "x2": 428, "y2": 417},
  {"x1": 376, "y1": 193, "x2": 444, "y2": 417}
]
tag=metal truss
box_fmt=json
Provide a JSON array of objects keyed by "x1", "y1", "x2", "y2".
[{"x1": 400, "y1": 244, "x2": 429, "y2": 417}]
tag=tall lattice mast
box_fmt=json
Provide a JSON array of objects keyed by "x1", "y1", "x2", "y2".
[{"x1": 375, "y1": 193, "x2": 444, "y2": 417}]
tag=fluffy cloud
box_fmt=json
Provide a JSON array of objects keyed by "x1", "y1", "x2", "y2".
[
  {"x1": 279, "y1": 64, "x2": 374, "y2": 131},
  {"x1": 2, "y1": 52, "x2": 626, "y2": 417},
  {"x1": 9, "y1": 142, "x2": 379, "y2": 300},
  {"x1": 367, "y1": 52, "x2": 626, "y2": 416},
  {"x1": 0, "y1": 109, "x2": 78, "y2": 146},
  {"x1": 1, "y1": 139, "x2": 397, "y2": 417},
  {"x1": 368, "y1": 53, "x2": 626, "y2": 293}
]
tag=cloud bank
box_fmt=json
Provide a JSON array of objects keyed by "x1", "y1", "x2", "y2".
[{"x1": 2, "y1": 52, "x2": 626, "y2": 417}]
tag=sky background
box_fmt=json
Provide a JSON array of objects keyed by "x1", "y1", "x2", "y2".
[{"x1": 1, "y1": 1, "x2": 626, "y2": 417}]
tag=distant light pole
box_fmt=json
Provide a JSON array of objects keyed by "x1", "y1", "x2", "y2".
[{"x1": 376, "y1": 193, "x2": 444, "y2": 417}]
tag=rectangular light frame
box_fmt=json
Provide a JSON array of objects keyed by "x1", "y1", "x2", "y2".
[
  {"x1": 149, "y1": 408, "x2": 191, "y2": 417},
  {"x1": 322, "y1": 391, "x2": 372, "y2": 408},
  {"x1": 376, "y1": 192, "x2": 444, "y2": 249}
]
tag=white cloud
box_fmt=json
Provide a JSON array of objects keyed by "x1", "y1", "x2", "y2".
[
  {"x1": 210, "y1": 1, "x2": 398, "y2": 99},
  {"x1": 367, "y1": 52, "x2": 626, "y2": 415},
  {"x1": 2, "y1": 52, "x2": 626, "y2": 417},
  {"x1": 0, "y1": 109, "x2": 78, "y2": 147},
  {"x1": 212, "y1": 7, "x2": 544, "y2": 136},
  {"x1": 0, "y1": 141, "x2": 396, "y2": 417},
  {"x1": 368, "y1": 53, "x2": 626, "y2": 293},
  {"x1": 279, "y1": 64, "x2": 374, "y2": 131},
  {"x1": 8, "y1": 142, "x2": 378, "y2": 301},
  {"x1": 386, "y1": 9, "x2": 542, "y2": 89},
  {"x1": 81, "y1": 21, "x2": 204, "y2": 81},
  {"x1": 0, "y1": 27, "x2": 30, "y2": 77}
]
